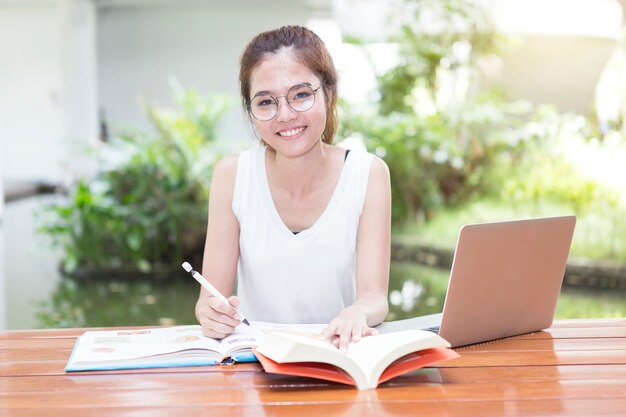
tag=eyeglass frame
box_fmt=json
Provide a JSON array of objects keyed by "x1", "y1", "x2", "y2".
[{"x1": 248, "y1": 83, "x2": 322, "y2": 121}]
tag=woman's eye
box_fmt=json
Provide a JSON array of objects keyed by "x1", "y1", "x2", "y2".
[
  {"x1": 293, "y1": 92, "x2": 312, "y2": 100},
  {"x1": 255, "y1": 98, "x2": 274, "y2": 107}
]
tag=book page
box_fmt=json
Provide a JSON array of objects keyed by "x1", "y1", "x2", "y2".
[
  {"x1": 71, "y1": 323, "x2": 328, "y2": 364},
  {"x1": 255, "y1": 331, "x2": 366, "y2": 380},
  {"x1": 256, "y1": 329, "x2": 451, "y2": 388},
  {"x1": 221, "y1": 324, "x2": 263, "y2": 356},
  {"x1": 70, "y1": 326, "x2": 223, "y2": 364},
  {"x1": 252, "y1": 321, "x2": 326, "y2": 337},
  {"x1": 345, "y1": 330, "x2": 449, "y2": 384},
  {"x1": 221, "y1": 322, "x2": 327, "y2": 357}
]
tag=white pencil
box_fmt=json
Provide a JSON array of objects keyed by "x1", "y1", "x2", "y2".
[{"x1": 182, "y1": 262, "x2": 250, "y2": 326}]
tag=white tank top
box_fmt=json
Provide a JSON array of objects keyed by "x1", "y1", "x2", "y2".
[{"x1": 232, "y1": 144, "x2": 374, "y2": 324}]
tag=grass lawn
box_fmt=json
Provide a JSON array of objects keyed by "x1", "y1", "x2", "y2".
[{"x1": 394, "y1": 197, "x2": 626, "y2": 263}]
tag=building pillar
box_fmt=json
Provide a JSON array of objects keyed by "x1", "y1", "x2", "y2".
[{"x1": 59, "y1": 0, "x2": 98, "y2": 179}]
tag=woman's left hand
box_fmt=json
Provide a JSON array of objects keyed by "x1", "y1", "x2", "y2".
[{"x1": 319, "y1": 305, "x2": 378, "y2": 352}]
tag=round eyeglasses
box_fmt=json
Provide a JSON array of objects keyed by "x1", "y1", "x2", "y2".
[{"x1": 249, "y1": 84, "x2": 321, "y2": 121}]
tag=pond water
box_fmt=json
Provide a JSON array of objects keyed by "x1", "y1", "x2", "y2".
[
  {"x1": 29, "y1": 262, "x2": 626, "y2": 329},
  {"x1": 386, "y1": 262, "x2": 626, "y2": 321},
  {"x1": 1, "y1": 197, "x2": 625, "y2": 330}
]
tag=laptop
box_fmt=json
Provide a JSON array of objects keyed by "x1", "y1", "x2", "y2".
[{"x1": 378, "y1": 215, "x2": 577, "y2": 347}]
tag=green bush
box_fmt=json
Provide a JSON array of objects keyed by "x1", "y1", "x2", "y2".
[
  {"x1": 378, "y1": 0, "x2": 499, "y2": 116},
  {"x1": 39, "y1": 85, "x2": 232, "y2": 275},
  {"x1": 339, "y1": 0, "x2": 626, "y2": 234},
  {"x1": 339, "y1": 0, "x2": 512, "y2": 225},
  {"x1": 341, "y1": 94, "x2": 538, "y2": 225},
  {"x1": 341, "y1": 110, "x2": 462, "y2": 223}
]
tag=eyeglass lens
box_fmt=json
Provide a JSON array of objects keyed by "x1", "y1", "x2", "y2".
[{"x1": 250, "y1": 84, "x2": 317, "y2": 121}]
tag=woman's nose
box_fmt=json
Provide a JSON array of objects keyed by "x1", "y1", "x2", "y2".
[{"x1": 275, "y1": 96, "x2": 297, "y2": 122}]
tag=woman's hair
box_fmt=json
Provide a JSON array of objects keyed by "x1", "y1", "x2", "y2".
[{"x1": 239, "y1": 25, "x2": 338, "y2": 144}]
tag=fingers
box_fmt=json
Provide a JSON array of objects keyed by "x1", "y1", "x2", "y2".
[
  {"x1": 227, "y1": 295, "x2": 240, "y2": 308},
  {"x1": 338, "y1": 326, "x2": 352, "y2": 353},
  {"x1": 319, "y1": 322, "x2": 338, "y2": 342},
  {"x1": 197, "y1": 295, "x2": 242, "y2": 338},
  {"x1": 226, "y1": 296, "x2": 244, "y2": 321},
  {"x1": 363, "y1": 327, "x2": 378, "y2": 337},
  {"x1": 320, "y1": 321, "x2": 378, "y2": 353},
  {"x1": 201, "y1": 323, "x2": 236, "y2": 339},
  {"x1": 209, "y1": 295, "x2": 239, "y2": 318},
  {"x1": 350, "y1": 325, "x2": 364, "y2": 343}
]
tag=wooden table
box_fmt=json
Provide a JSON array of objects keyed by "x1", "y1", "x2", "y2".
[{"x1": 1, "y1": 319, "x2": 625, "y2": 416}]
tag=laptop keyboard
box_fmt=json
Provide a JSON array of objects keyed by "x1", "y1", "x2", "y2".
[{"x1": 424, "y1": 326, "x2": 440, "y2": 334}]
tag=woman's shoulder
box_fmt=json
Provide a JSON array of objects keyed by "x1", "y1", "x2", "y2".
[
  {"x1": 345, "y1": 147, "x2": 389, "y2": 175},
  {"x1": 214, "y1": 153, "x2": 240, "y2": 179},
  {"x1": 369, "y1": 154, "x2": 390, "y2": 177},
  {"x1": 213, "y1": 145, "x2": 262, "y2": 183},
  {"x1": 347, "y1": 149, "x2": 390, "y2": 192}
]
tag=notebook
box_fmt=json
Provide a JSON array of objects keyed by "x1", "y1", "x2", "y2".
[{"x1": 378, "y1": 215, "x2": 577, "y2": 347}]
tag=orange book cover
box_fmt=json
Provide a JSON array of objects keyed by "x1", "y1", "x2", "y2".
[{"x1": 255, "y1": 346, "x2": 459, "y2": 389}]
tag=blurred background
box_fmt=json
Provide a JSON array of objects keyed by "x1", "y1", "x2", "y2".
[{"x1": 1, "y1": 0, "x2": 625, "y2": 331}]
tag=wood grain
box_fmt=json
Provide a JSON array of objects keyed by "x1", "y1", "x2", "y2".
[{"x1": 0, "y1": 319, "x2": 625, "y2": 416}]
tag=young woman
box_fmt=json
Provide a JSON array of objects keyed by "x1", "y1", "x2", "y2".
[{"x1": 195, "y1": 25, "x2": 391, "y2": 351}]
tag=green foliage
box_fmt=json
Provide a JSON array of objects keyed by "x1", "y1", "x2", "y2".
[
  {"x1": 379, "y1": 0, "x2": 499, "y2": 115},
  {"x1": 496, "y1": 109, "x2": 618, "y2": 211},
  {"x1": 38, "y1": 85, "x2": 232, "y2": 275},
  {"x1": 494, "y1": 109, "x2": 626, "y2": 260},
  {"x1": 340, "y1": 0, "x2": 626, "y2": 239},
  {"x1": 339, "y1": 0, "x2": 511, "y2": 225},
  {"x1": 342, "y1": 93, "x2": 537, "y2": 225},
  {"x1": 342, "y1": 110, "x2": 460, "y2": 223}
]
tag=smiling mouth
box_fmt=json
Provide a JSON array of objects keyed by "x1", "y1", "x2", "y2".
[{"x1": 277, "y1": 126, "x2": 306, "y2": 137}]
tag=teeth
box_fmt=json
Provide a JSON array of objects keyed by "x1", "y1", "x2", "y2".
[{"x1": 278, "y1": 127, "x2": 305, "y2": 137}]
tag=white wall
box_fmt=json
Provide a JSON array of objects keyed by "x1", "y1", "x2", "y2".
[
  {"x1": 0, "y1": 226, "x2": 4, "y2": 329},
  {"x1": 485, "y1": 35, "x2": 620, "y2": 114},
  {"x1": 97, "y1": 0, "x2": 315, "y2": 143},
  {"x1": 60, "y1": 0, "x2": 99, "y2": 178},
  {"x1": 0, "y1": 4, "x2": 65, "y2": 182},
  {"x1": 482, "y1": 0, "x2": 623, "y2": 114},
  {"x1": 0, "y1": 0, "x2": 327, "y2": 186}
]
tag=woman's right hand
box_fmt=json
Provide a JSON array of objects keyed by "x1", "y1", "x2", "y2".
[{"x1": 195, "y1": 294, "x2": 242, "y2": 339}]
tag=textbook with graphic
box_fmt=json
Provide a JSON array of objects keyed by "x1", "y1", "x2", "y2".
[
  {"x1": 254, "y1": 329, "x2": 459, "y2": 390},
  {"x1": 65, "y1": 323, "x2": 326, "y2": 372}
]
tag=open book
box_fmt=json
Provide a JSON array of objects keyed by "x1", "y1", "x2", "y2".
[
  {"x1": 254, "y1": 330, "x2": 459, "y2": 390},
  {"x1": 65, "y1": 323, "x2": 326, "y2": 372}
]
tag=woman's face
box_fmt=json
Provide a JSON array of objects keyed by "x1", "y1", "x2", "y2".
[{"x1": 249, "y1": 48, "x2": 327, "y2": 157}]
